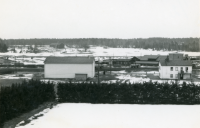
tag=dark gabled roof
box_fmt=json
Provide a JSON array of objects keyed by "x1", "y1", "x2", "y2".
[
  {"x1": 160, "y1": 60, "x2": 192, "y2": 66},
  {"x1": 130, "y1": 56, "x2": 140, "y2": 60},
  {"x1": 156, "y1": 56, "x2": 167, "y2": 61},
  {"x1": 113, "y1": 59, "x2": 131, "y2": 61},
  {"x1": 44, "y1": 56, "x2": 94, "y2": 64},
  {"x1": 135, "y1": 61, "x2": 159, "y2": 64},
  {"x1": 138, "y1": 56, "x2": 148, "y2": 61},
  {"x1": 144, "y1": 55, "x2": 159, "y2": 59},
  {"x1": 103, "y1": 59, "x2": 112, "y2": 62},
  {"x1": 138, "y1": 55, "x2": 159, "y2": 61}
]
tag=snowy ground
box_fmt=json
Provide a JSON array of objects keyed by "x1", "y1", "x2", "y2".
[
  {"x1": 1, "y1": 46, "x2": 199, "y2": 66},
  {"x1": 1, "y1": 46, "x2": 199, "y2": 65},
  {"x1": 15, "y1": 103, "x2": 200, "y2": 128},
  {"x1": 90, "y1": 47, "x2": 200, "y2": 57},
  {"x1": 103, "y1": 70, "x2": 200, "y2": 85},
  {"x1": 0, "y1": 73, "x2": 33, "y2": 79},
  {"x1": 0, "y1": 70, "x2": 199, "y2": 85},
  {"x1": 1, "y1": 46, "x2": 200, "y2": 59}
]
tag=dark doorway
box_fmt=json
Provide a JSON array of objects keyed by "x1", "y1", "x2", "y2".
[
  {"x1": 180, "y1": 74, "x2": 183, "y2": 80},
  {"x1": 75, "y1": 74, "x2": 87, "y2": 80}
]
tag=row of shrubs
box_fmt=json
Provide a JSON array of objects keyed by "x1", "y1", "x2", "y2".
[
  {"x1": 0, "y1": 80, "x2": 55, "y2": 126},
  {"x1": 57, "y1": 82, "x2": 200, "y2": 104},
  {"x1": 1, "y1": 80, "x2": 200, "y2": 126}
]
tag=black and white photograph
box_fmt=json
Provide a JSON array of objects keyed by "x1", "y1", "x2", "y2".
[{"x1": 0, "y1": 0, "x2": 200, "y2": 128}]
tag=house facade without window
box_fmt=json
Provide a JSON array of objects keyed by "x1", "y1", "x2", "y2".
[
  {"x1": 44, "y1": 56, "x2": 95, "y2": 80},
  {"x1": 169, "y1": 52, "x2": 183, "y2": 60},
  {"x1": 159, "y1": 53, "x2": 192, "y2": 80}
]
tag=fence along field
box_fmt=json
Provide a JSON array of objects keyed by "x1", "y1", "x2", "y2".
[{"x1": 0, "y1": 79, "x2": 200, "y2": 127}]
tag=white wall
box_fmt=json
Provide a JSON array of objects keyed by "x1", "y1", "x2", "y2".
[
  {"x1": 159, "y1": 64, "x2": 192, "y2": 79},
  {"x1": 45, "y1": 63, "x2": 95, "y2": 78}
]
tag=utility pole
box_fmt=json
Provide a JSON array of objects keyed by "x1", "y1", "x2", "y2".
[
  {"x1": 110, "y1": 57, "x2": 111, "y2": 75},
  {"x1": 98, "y1": 57, "x2": 100, "y2": 86},
  {"x1": 14, "y1": 56, "x2": 16, "y2": 75}
]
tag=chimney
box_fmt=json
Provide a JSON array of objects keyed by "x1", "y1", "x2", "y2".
[{"x1": 165, "y1": 55, "x2": 169, "y2": 65}]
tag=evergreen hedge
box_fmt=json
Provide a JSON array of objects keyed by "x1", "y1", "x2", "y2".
[
  {"x1": 0, "y1": 79, "x2": 55, "y2": 126},
  {"x1": 57, "y1": 82, "x2": 200, "y2": 104},
  {"x1": 1, "y1": 80, "x2": 200, "y2": 126}
]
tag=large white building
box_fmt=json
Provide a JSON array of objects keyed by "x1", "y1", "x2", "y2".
[
  {"x1": 44, "y1": 56, "x2": 95, "y2": 80},
  {"x1": 159, "y1": 53, "x2": 192, "y2": 80}
]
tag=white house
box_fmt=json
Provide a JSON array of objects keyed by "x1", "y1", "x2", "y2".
[
  {"x1": 159, "y1": 60, "x2": 192, "y2": 80},
  {"x1": 44, "y1": 56, "x2": 95, "y2": 80}
]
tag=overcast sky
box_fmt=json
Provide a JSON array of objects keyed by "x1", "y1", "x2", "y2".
[{"x1": 0, "y1": 0, "x2": 199, "y2": 39}]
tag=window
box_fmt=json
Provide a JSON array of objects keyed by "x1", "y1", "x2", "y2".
[
  {"x1": 170, "y1": 74, "x2": 173, "y2": 78},
  {"x1": 175, "y1": 67, "x2": 178, "y2": 71},
  {"x1": 185, "y1": 67, "x2": 188, "y2": 72},
  {"x1": 170, "y1": 67, "x2": 173, "y2": 71},
  {"x1": 175, "y1": 74, "x2": 178, "y2": 78}
]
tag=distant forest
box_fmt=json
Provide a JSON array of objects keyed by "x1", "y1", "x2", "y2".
[{"x1": 3, "y1": 38, "x2": 200, "y2": 52}]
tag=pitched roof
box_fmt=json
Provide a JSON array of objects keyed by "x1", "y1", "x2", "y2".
[
  {"x1": 113, "y1": 59, "x2": 131, "y2": 61},
  {"x1": 144, "y1": 55, "x2": 159, "y2": 59},
  {"x1": 130, "y1": 56, "x2": 140, "y2": 60},
  {"x1": 156, "y1": 56, "x2": 167, "y2": 61},
  {"x1": 135, "y1": 61, "x2": 159, "y2": 64},
  {"x1": 160, "y1": 60, "x2": 192, "y2": 66},
  {"x1": 139, "y1": 55, "x2": 159, "y2": 61},
  {"x1": 44, "y1": 56, "x2": 94, "y2": 64}
]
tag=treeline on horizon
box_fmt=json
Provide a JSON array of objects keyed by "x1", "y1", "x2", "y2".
[{"x1": 3, "y1": 38, "x2": 200, "y2": 52}]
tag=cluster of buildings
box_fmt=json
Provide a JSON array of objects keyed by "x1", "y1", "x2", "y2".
[
  {"x1": 43, "y1": 52, "x2": 193, "y2": 80},
  {"x1": 0, "y1": 52, "x2": 193, "y2": 80}
]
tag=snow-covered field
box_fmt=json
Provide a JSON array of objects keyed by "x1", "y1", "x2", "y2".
[
  {"x1": 1, "y1": 46, "x2": 200, "y2": 57},
  {"x1": 90, "y1": 47, "x2": 200, "y2": 56},
  {"x1": 16, "y1": 103, "x2": 200, "y2": 128},
  {"x1": 1, "y1": 46, "x2": 199, "y2": 65}
]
